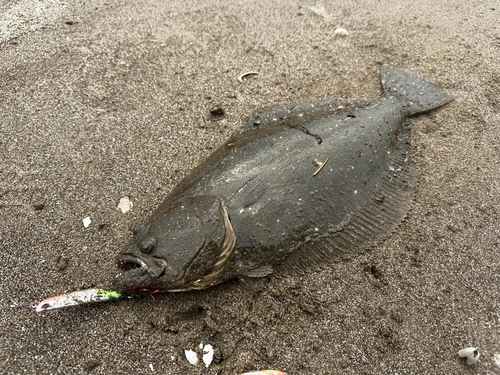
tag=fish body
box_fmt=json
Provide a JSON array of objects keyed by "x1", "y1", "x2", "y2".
[{"x1": 114, "y1": 66, "x2": 453, "y2": 294}]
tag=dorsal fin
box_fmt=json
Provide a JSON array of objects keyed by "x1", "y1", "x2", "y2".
[
  {"x1": 244, "y1": 98, "x2": 373, "y2": 131},
  {"x1": 275, "y1": 125, "x2": 415, "y2": 275}
]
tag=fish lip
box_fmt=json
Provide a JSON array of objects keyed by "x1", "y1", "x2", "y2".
[
  {"x1": 116, "y1": 253, "x2": 166, "y2": 277},
  {"x1": 117, "y1": 254, "x2": 148, "y2": 269},
  {"x1": 116, "y1": 253, "x2": 190, "y2": 293}
]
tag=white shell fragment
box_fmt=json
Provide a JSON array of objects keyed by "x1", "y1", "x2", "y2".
[
  {"x1": 334, "y1": 28, "x2": 349, "y2": 36},
  {"x1": 238, "y1": 72, "x2": 258, "y2": 82},
  {"x1": 148, "y1": 363, "x2": 154, "y2": 372},
  {"x1": 117, "y1": 196, "x2": 133, "y2": 214},
  {"x1": 184, "y1": 343, "x2": 215, "y2": 368},
  {"x1": 458, "y1": 347, "x2": 480, "y2": 365},
  {"x1": 82, "y1": 216, "x2": 91, "y2": 228},
  {"x1": 184, "y1": 349, "x2": 198, "y2": 366},
  {"x1": 202, "y1": 344, "x2": 214, "y2": 368},
  {"x1": 241, "y1": 371, "x2": 287, "y2": 375}
]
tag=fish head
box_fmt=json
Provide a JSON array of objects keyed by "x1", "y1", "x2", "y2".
[{"x1": 113, "y1": 195, "x2": 236, "y2": 295}]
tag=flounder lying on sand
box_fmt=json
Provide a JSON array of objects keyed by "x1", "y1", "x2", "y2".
[{"x1": 114, "y1": 66, "x2": 453, "y2": 295}]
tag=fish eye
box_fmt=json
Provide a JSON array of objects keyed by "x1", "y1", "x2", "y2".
[{"x1": 141, "y1": 237, "x2": 156, "y2": 253}]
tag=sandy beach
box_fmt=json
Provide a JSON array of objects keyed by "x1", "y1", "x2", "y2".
[{"x1": 1, "y1": 1, "x2": 499, "y2": 373}]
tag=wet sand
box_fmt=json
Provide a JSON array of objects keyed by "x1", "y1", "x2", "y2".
[{"x1": 1, "y1": 1, "x2": 499, "y2": 374}]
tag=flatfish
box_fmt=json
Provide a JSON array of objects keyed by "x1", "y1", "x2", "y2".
[{"x1": 113, "y1": 66, "x2": 453, "y2": 294}]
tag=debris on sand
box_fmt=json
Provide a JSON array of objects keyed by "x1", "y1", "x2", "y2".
[
  {"x1": 313, "y1": 157, "x2": 329, "y2": 176},
  {"x1": 82, "y1": 216, "x2": 91, "y2": 228},
  {"x1": 210, "y1": 107, "x2": 226, "y2": 120},
  {"x1": 365, "y1": 142, "x2": 377, "y2": 156},
  {"x1": 334, "y1": 27, "x2": 349, "y2": 36},
  {"x1": 458, "y1": 347, "x2": 480, "y2": 365},
  {"x1": 202, "y1": 344, "x2": 214, "y2": 368},
  {"x1": 184, "y1": 343, "x2": 215, "y2": 367},
  {"x1": 117, "y1": 196, "x2": 133, "y2": 214},
  {"x1": 238, "y1": 72, "x2": 258, "y2": 82},
  {"x1": 184, "y1": 349, "x2": 198, "y2": 366}
]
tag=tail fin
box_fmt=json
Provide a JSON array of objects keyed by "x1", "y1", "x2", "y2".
[{"x1": 381, "y1": 65, "x2": 453, "y2": 115}]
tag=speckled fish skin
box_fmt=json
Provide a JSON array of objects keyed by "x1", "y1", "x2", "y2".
[{"x1": 113, "y1": 66, "x2": 453, "y2": 295}]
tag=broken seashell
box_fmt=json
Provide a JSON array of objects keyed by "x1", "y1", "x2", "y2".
[
  {"x1": 202, "y1": 344, "x2": 214, "y2": 368},
  {"x1": 184, "y1": 343, "x2": 216, "y2": 368},
  {"x1": 238, "y1": 72, "x2": 258, "y2": 82},
  {"x1": 334, "y1": 27, "x2": 349, "y2": 36},
  {"x1": 117, "y1": 196, "x2": 133, "y2": 214},
  {"x1": 458, "y1": 347, "x2": 480, "y2": 365},
  {"x1": 184, "y1": 349, "x2": 198, "y2": 365}
]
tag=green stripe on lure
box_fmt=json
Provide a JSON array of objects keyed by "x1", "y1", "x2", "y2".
[{"x1": 34, "y1": 289, "x2": 122, "y2": 313}]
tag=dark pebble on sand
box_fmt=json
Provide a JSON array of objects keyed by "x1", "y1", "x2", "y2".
[{"x1": 210, "y1": 107, "x2": 225, "y2": 118}]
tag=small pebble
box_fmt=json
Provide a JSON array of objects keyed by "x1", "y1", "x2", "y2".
[
  {"x1": 210, "y1": 107, "x2": 225, "y2": 118},
  {"x1": 33, "y1": 203, "x2": 45, "y2": 211}
]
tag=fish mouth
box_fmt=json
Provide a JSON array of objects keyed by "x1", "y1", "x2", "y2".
[
  {"x1": 116, "y1": 254, "x2": 149, "y2": 271},
  {"x1": 115, "y1": 254, "x2": 167, "y2": 294},
  {"x1": 116, "y1": 254, "x2": 167, "y2": 278}
]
